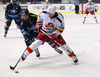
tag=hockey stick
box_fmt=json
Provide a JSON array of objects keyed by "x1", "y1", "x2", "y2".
[
  {"x1": 10, "y1": 47, "x2": 28, "y2": 70},
  {"x1": 40, "y1": 29, "x2": 76, "y2": 56},
  {"x1": 10, "y1": 59, "x2": 20, "y2": 70}
]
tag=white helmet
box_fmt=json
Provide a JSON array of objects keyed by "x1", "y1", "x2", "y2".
[
  {"x1": 11, "y1": 0, "x2": 17, "y2": 2},
  {"x1": 47, "y1": 6, "x2": 56, "y2": 14},
  {"x1": 88, "y1": 0, "x2": 91, "y2": 1}
]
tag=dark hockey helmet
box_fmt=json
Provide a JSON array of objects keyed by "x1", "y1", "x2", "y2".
[{"x1": 21, "y1": 9, "x2": 29, "y2": 16}]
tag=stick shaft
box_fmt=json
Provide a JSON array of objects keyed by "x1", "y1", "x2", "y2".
[{"x1": 10, "y1": 47, "x2": 28, "y2": 70}]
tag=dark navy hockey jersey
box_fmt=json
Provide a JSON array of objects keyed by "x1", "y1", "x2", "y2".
[
  {"x1": 5, "y1": 3, "x2": 21, "y2": 15},
  {"x1": 20, "y1": 13, "x2": 39, "y2": 40}
]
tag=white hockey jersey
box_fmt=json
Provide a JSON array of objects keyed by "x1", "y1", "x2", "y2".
[
  {"x1": 37, "y1": 11, "x2": 65, "y2": 35},
  {"x1": 85, "y1": 2, "x2": 96, "y2": 12},
  {"x1": 42, "y1": 2, "x2": 51, "y2": 11}
]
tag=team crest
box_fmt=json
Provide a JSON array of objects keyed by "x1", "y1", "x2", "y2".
[{"x1": 45, "y1": 22, "x2": 54, "y2": 29}]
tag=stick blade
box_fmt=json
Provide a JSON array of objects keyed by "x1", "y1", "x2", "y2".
[{"x1": 10, "y1": 65, "x2": 15, "y2": 70}]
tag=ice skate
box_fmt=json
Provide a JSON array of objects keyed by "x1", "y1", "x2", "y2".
[
  {"x1": 36, "y1": 53, "x2": 40, "y2": 57},
  {"x1": 21, "y1": 55, "x2": 25, "y2": 61},
  {"x1": 72, "y1": 56, "x2": 78, "y2": 63},
  {"x1": 35, "y1": 49, "x2": 40, "y2": 57},
  {"x1": 4, "y1": 34, "x2": 7, "y2": 37},
  {"x1": 83, "y1": 20, "x2": 85, "y2": 24},
  {"x1": 20, "y1": 53, "x2": 27, "y2": 61},
  {"x1": 95, "y1": 20, "x2": 98, "y2": 23},
  {"x1": 4, "y1": 31, "x2": 7, "y2": 37}
]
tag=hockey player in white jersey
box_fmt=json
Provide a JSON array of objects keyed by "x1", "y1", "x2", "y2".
[
  {"x1": 21, "y1": 6, "x2": 78, "y2": 63},
  {"x1": 42, "y1": 0, "x2": 51, "y2": 11},
  {"x1": 83, "y1": 0, "x2": 98, "y2": 24}
]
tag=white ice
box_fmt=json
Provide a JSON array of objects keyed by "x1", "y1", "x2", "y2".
[{"x1": 0, "y1": 12, "x2": 100, "y2": 77}]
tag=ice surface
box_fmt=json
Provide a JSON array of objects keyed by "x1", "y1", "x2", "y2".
[{"x1": 0, "y1": 12, "x2": 100, "y2": 77}]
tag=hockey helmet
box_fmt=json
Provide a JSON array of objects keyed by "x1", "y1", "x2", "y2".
[
  {"x1": 21, "y1": 9, "x2": 29, "y2": 16},
  {"x1": 46, "y1": 0, "x2": 48, "y2": 2},
  {"x1": 88, "y1": 0, "x2": 91, "y2": 1},
  {"x1": 11, "y1": 0, "x2": 17, "y2": 2},
  {"x1": 47, "y1": 6, "x2": 56, "y2": 14}
]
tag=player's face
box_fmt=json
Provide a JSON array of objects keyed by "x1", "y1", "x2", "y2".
[
  {"x1": 22, "y1": 15, "x2": 29, "y2": 21},
  {"x1": 46, "y1": 1, "x2": 48, "y2": 4},
  {"x1": 12, "y1": 2, "x2": 17, "y2": 5},
  {"x1": 88, "y1": 1, "x2": 91, "y2": 5},
  {"x1": 48, "y1": 13, "x2": 55, "y2": 18}
]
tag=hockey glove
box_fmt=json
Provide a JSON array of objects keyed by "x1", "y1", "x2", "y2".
[
  {"x1": 5, "y1": 14, "x2": 9, "y2": 19},
  {"x1": 36, "y1": 21, "x2": 42, "y2": 32},
  {"x1": 95, "y1": 9, "x2": 97, "y2": 12},
  {"x1": 52, "y1": 33, "x2": 58, "y2": 40}
]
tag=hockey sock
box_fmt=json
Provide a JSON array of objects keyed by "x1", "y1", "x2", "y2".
[
  {"x1": 22, "y1": 47, "x2": 34, "y2": 59},
  {"x1": 93, "y1": 14, "x2": 98, "y2": 23},
  {"x1": 22, "y1": 40, "x2": 43, "y2": 59},
  {"x1": 68, "y1": 51, "x2": 74, "y2": 58},
  {"x1": 83, "y1": 17, "x2": 86, "y2": 23},
  {"x1": 67, "y1": 50, "x2": 78, "y2": 62},
  {"x1": 94, "y1": 17, "x2": 98, "y2": 23},
  {"x1": 60, "y1": 45, "x2": 77, "y2": 61}
]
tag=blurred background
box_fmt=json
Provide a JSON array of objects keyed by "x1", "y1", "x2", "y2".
[{"x1": 0, "y1": 0, "x2": 100, "y2": 4}]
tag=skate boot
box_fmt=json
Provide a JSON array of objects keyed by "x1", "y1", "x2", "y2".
[
  {"x1": 21, "y1": 55, "x2": 25, "y2": 61},
  {"x1": 20, "y1": 53, "x2": 28, "y2": 61},
  {"x1": 4, "y1": 31, "x2": 7, "y2": 37},
  {"x1": 95, "y1": 20, "x2": 98, "y2": 23},
  {"x1": 55, "y1": 47, "x2": 63, "y2": 54},
  {"x1": 35, "y1": 49, "x2": 40, "y2": 57},
  {"x1": 4, "y1": 34, "x2": 7, "y2": 37},
  {"x1": 4, "y1": 25, "x2": 8, "y2": 37},
  {"x1": 36, "y1": 53, "x2": 40, "y2": 57},
  {"x1": 83, "y1": 20, "x2": 85, "y2": 24},
  {"x1": 72, "y1": 56, "x2": 78, "y2": 63}
]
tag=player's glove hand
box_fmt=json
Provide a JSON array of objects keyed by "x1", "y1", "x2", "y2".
[
  {"x1": 36, "y1": 21, "x2": 42, "y2": 32},
  {"x1": 5, "y1": 14, "x2": 9, "y2": 19},
  {"x1": 95, "y1": 9, "x2": 97, "y2": 12},
  {"x1": 51, "y1": 33, "x2": 58, "y2": 40},
  {"x1": 85, "y1": 9, "x2": 88, "y2": 12}
]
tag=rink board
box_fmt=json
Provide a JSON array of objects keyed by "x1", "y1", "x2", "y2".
[{"x1": 0, "y1": 3, "x2": 100, "y2": 14}]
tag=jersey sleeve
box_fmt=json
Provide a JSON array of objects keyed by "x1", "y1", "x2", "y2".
[
  {"x1": 53, "y1": 14, "x2": 65, "y2": 35},
  {"x1": 20, "y1": 20, "x2": 29, "y2": 35},
  {"x1": 5, "y1": 4, "x2": 10, "y2": 15},
  {"x1": 18, "y1": 4, "x2": 22, "y2": 15},
  {"x1": 37, "y1": 13, "x2": 43, "y2": 22},
  {"x1": 85, "y1": 4, "x2": 88, "y2": 10},
  {"x1": 36, "y1": 13, "x2": 43, "y2": 32}
]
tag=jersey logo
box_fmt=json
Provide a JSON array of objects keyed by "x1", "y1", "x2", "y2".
[
  {"x1": 45, "y1": 22, "x2": 54, "y2": 29},
  {"x1": 88, "y1": 7, "x2": 92, "y2": 9}
]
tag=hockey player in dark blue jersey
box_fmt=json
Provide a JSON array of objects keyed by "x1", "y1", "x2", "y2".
[
  {"x1": 20, "y1": 9, "x2": 40, "y2": 57},
  {"x1": 20, "y1": 9, "x2": 63, "y2": 57},
  {"x1": 4, "y1": 0, "x2": 21, "y2": 37}
]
